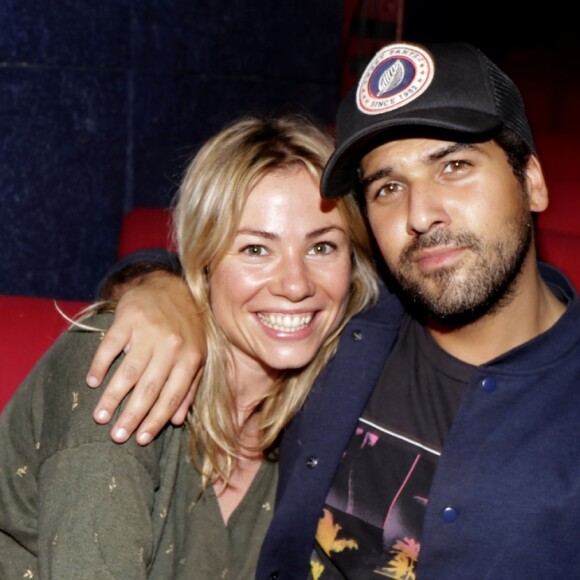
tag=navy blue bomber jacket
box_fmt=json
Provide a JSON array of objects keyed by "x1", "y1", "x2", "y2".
[{"x1": 256, "y1": 263, "x2": 580, "y2": 579}]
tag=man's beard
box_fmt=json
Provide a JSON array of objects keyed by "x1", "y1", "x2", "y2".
[{"x1": 388, "y1": 213, "x2": 533, "y2": 327}]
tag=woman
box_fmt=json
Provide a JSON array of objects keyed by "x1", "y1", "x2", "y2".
[{"x1": 0, "y1": 113, "x2": 379, "y2": 579}]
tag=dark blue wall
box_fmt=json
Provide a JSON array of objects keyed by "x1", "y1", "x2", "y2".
[{"x1": 1, "y1": 1, "x2": 343, "y2": 300}]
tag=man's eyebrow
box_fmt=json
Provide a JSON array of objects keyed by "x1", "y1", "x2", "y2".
[
  {"x1": 426, "y1": 142, "x2": 481, "y2": 162},
  {"x1": 359, "y1": 142, "x2": 484, "y2": 189},
  {"x1": 360, "y1": 167, "x2": 392, "y2": 189}
]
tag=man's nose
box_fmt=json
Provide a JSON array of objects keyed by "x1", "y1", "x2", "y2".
[{"x1": 406, "y1": 185, "x2": 450, "y2": 235}]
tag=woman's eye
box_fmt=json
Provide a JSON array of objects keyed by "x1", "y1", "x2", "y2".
[
  {"x1": 309, "y1": 242, "x2": 335, "y2": 255},
  {"x1": 242, "y1": 245, "x2": 267, "y2": 256}
]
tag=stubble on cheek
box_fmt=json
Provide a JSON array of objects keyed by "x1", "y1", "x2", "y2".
[{"x1": 389, "y1": 216, "x2": 531, "y2": 322}]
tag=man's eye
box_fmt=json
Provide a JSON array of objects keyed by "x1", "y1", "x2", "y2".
[
  {"x1": 442, "y1": 160, "x2": 470, "y2": 174},
  {"x1": 373, "y1": 182, "x2": 400, "y2": 199}
]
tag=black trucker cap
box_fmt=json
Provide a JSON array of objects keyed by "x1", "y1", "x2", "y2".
[{"x1": 321, "y1": 41, "x2": 535, "y2": 198}]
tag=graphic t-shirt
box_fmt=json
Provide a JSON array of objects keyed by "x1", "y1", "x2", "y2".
[{"x1": 310, "y1": 314, "x2": 475, "y2": 579}]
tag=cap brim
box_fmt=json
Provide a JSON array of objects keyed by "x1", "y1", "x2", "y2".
[{"x1": 321, "y1": 109, "x2": 502, "y2": 198}]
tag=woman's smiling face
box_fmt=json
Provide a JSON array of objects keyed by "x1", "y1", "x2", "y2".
[{"x1": 209, "y1": 164, "x2": 352, "y2": 375}]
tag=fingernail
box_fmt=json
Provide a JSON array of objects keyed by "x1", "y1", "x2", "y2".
[
  {"x1": 86, "y1": 375, "x2": 99, "y2": 387},
  {"x1": 113, "y1": 427, "x2": 128, "y2": 442},
  {"x1": 96, "y1": 409, "x2": 110, "y2": 423},
  {"x1": 137, "y1": 432, "x2": 152, "y2": 445}
]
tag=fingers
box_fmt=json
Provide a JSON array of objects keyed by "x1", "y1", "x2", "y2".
[
  {"x1": 170, "y1": 373, "x2": 200, "y2": 425},
  {"x1": 93, "y1": 330, "x2": 188, "y2": 440},
  {"x1": 86, "y1": 269, "x2": 206, "y2": 444},
  {"x1": 86, "y1": 324, "x2": 133, "y2": 388},
  {"x1": 92, "y1": 352, "x2": 153, "y2": 426},
  {"x1": 110, "y1": 357, "x2": 203, "y2": 446}
]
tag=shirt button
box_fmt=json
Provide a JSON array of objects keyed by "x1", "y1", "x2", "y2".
[
  {"x1": 269, "y1": 573, "x2": 279, "y2": 580},
  {"x1": 305, "y1": 456, "x2": 319, "y2": 468},
  {"x1": 352, "y1": 330, "x2": 363, "y2": 341},
  {"x1": 481, "y1": 376, "x2": 497, "y2": 393},
  {"x1": 442, "y1": 506, "x2": 458, "y2": 523}
]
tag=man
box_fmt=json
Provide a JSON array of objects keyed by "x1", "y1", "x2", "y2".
[{"x1": 88, "y1": 42, "x2": 580, "y2": 578}]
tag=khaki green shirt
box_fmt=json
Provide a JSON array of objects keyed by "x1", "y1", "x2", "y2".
[{"x1": 0, "y1": 313, "x2": 277, "y2": 579}]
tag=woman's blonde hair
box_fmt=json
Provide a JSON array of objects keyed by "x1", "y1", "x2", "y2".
[{"x1": 173, "y1": 113, "x2": 379, "y2": 486}]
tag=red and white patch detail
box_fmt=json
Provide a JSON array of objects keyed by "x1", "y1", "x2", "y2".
[{"x1": 357, "y1": 43, "x2": 435, "y2": 115}]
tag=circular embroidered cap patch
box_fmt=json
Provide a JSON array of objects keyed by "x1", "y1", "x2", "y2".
[{"x1": 357, "y1": 43, "x2": 434, "y2": 115}]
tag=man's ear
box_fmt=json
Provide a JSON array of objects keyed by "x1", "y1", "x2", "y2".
[{"x1": 526, "y1": 155, "x2": 549, "y2": 213}]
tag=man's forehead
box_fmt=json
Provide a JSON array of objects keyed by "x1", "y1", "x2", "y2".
[
  {"x1": 359, "y1": 138, "x2": 490, "y2": 171},
  {"x1": 360, "y1": 138, "x2": 450, "y2": 170}
]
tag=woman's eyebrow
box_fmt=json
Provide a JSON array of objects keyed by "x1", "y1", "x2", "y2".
[
  {"x1": 237, "y1": 225, "x2": 345, "y2": 241},
  {"x1": 305, "y1": 226, "x2": 345, "y2": 240},
  {"x1": 237, "y1": 228, "x2": 277, "y2": 240}
]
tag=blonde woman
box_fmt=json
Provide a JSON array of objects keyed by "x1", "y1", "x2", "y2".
[{"x1": 0, "y1": 113, "x2": 378, "y2": 579}]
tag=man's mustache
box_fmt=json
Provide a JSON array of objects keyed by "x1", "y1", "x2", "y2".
[{"x1": 401, "y1": 230, "x2": 482, "y2": 263}]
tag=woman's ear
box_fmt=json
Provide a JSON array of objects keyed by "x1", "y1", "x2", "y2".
[{"x1": 526, "y1": 155, "x2": 549, "y2": 213}]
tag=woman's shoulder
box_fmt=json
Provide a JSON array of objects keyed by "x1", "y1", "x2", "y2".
[
  {"x1": 7, "y1": 311, "x2": 115, "y2": 402},
  {"x1": 26, "y1": 312, "x2": 114, "y2": 397},
  {"x1": 6, "y1": 311, "x2": 158, "y2": 460}
]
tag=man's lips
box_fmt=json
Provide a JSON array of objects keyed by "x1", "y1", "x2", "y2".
[{"x1": 412, "y1": 246, "x2": 466, "y2": 270}]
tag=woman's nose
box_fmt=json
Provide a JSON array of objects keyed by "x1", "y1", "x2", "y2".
[{"x1": 270, "y1": 255, "x2": 316, "y2": 301}]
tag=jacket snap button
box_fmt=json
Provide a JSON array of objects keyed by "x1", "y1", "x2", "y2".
[
  {"x1": 305, "y1": 456, "x2": 319, "y2": 468},
  {"x1": 481, "y1": 376, "x2": 497, "y2": 393},
  {"x1": 442, "y1": 506, "x2": 458, "y2": 523}
]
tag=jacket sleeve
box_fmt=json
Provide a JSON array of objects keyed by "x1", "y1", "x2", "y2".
[
  {"x1": 0, "y1": 313, "x2": 163, "y2": 579},
  {"x1": 37, "y1": 441, "x2": 157, "y2": 578},
  {"x1": 95, "y1": 249, "x2": 182, "y2": 300}
]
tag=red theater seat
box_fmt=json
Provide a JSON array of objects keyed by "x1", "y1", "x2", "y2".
[
  {"x1": 536, "y1": 229, "x2": 580, "y2": 291},
  {"x1": 0, "y1": 296, "x2": 90, "y2": 410},
  {"x1": 1, "y1": 207, "x2": 172, "y2": 413},
  {"x1": 535, "y1": 133, "x2": 580, "y2": 182},
  {"x1": 537, "y1": 178, "x2": 580, "y2": 236},
  {"x1": 117, "y1": 206, "x2": 175, "y2": 259}
]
